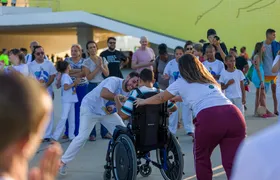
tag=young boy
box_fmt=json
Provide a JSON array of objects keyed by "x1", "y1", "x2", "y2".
[
  {"x1": 0, "y1": 73, "x2": 62, "y2": 180},
  {"x1": 115, "y1": 69, "x2": 177, "y2": 120},
  {"x1": 203, "y1": 45, "x2": 225, "y2": 81},
  {"x1": 219, "y1": 55, "x2": 246, "y2": 115}
]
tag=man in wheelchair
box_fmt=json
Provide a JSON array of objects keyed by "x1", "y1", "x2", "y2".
[{"x1": 103, "y1": 69, "x2": 184, "y2": 180}]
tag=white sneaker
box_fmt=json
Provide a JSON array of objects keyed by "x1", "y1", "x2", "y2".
[{"x1": 59, "y1": 163, "x2": 67, "y2": 175}]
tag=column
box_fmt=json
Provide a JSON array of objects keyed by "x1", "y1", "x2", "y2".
[{"x1": 76, "y1": 26, "x2": 94, "y2": 52}]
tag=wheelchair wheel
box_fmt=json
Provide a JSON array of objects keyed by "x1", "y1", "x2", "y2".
[
  {"x1": 156, "y1": 134, "x2": 184, "y2": 180},
  {"x1": 139, "y1": 164, "x2": 152, "y2": 177},
  {"x1": 112, "y1": 134, "x2": 137, "y2": 180}
]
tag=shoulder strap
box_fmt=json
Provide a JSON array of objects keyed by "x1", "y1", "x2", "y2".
[{"x1": 135, "y1": 88, "x2": 145, "y2": 98}]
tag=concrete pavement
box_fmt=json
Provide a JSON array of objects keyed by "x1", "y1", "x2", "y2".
[{"x1": 30, "y1": 69, "x2": 278, "y2": 180}]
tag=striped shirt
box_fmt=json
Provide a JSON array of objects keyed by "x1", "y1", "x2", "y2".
[
  {"x1": 65, "y1": 57, "x2": 88, "y2": 85},
  {"x1": 121, "y1": 86, "x2": 175, "y2": 117}
]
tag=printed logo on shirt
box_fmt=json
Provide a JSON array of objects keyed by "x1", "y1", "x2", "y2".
[
  {"x1": 105, "y1": 55, "x2": 119, "y2": 63},
  {"x1": 34, "y1": 67, "x2": 49, "y2": 83},
  {"x1": 209, "y1": 67, "x2": 216, "y2": 76},
  {"x1": 173, "y1": 71, "x2": 180, "y2": 81},
  {"x1": 209, "y1": 85, "x2": 214, "y2": 89}
]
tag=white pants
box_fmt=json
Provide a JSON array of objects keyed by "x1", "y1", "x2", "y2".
[
  {"x1": 61, "y1": 106, "x2": 125, "y2": 164},
  {"x1": 52, "y1": 102, "x2": 75, "y2": 141},
  {"x1": 44, "y1": 91, "x2": 54, "y2": 139},
  {"x1": 168, "y1": 102, "x2": 194, "y2": 134},
  {"x1": 229, "y1": 98, "x2": 244, "y2": 116}
]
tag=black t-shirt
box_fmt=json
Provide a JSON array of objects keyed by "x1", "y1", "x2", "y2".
[
  {"x1": 235, "y1": 56, "x2": 248, "y2": 71},
  {"x1": 100, "y1": 49, "x2": 126, "y2": 78},
  {"x1": 202, "y1": 42, "x2": 228, "y2": 62}
]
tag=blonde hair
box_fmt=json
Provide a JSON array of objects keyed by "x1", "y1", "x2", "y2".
[
  {"x1": 178, "y1": 54, "x2": 220, "y2": 87},
  {"x1": 71, "y1": 44, "x2": 82, "y2": 57}
]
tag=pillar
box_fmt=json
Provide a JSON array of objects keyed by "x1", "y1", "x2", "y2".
[{"x1": 76, "y1": 26, "x2": 94, "y2": 52}]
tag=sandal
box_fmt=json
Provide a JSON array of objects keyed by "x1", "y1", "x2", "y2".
[
  {"x1": 62, "y1": 135, "x2": 69, "y2": 139},
  {"x1": 89, "y1": 136, "x2": 96, "y2": 141},
  {"x1": 102, "y1": 133, "x2": 112, "y2": 139}
]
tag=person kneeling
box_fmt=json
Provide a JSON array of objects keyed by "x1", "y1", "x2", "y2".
[{"x1": 115, "y1": 69, "x2": 177, "y2": 120}]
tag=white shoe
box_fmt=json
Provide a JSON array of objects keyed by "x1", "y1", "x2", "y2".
[{"x1": 59, "y1": 163, "x2": 67, "y2": 175}]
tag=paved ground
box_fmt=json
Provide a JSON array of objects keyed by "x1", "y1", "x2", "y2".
[{"x1": 30, "y1": 69, "x2": 278, "y2": 180}]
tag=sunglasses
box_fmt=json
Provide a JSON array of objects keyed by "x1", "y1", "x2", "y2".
[
  {"x1": 35, "y1": 52, "x2": 44, "y2": 56},
  {"x1": 109, "y1": 42, "x2": 116, "y2": 44},
  {"x1": 186, "y1": 48, "x2": 193, "y2": 50}
]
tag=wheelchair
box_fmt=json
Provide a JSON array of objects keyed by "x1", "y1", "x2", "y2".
[{"x1": 103, "y1": 91, "x2": 184, "y2": 180}]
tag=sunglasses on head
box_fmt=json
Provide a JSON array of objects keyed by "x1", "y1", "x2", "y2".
[{"x1": 35, "y1": 52, "x2": 44, "y2": 56}]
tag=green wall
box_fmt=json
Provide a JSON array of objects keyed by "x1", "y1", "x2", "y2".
[{"x1": 32, "y1": 0, "x2": 280, "y2": 52}]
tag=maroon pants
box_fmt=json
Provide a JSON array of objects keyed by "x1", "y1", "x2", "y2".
[{"x1": 193, "y1": 105, "x2": 246, "y2": 180}]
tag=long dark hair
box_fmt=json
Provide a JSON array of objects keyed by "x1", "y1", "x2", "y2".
[
  {"x1": 252, "y1": 42, "x2": 263, "y2": 61},
  {"x1": 178, "y1": 54, "x2": 219, "y2": 87}
]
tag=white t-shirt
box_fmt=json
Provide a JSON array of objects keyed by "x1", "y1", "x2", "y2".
[
  {"x1": 219, "y1": 69, "x2": 245, "y2": 99},
  {"x1": 166, "y1": 77, "x2": 232, "y2": 117},
  {"x1": 82, "y1": 57, "x2": 108, "y2": 83},
  {"x1": 61, "y1": 73, "x2": 78, "y2": 103},
  {"x1": 231, "y1": 123, "x2": 280, "y2": 180},
  {"x1": 203, "y1": 60, "x2": 225, "y2": 76},
  {"x1": 163, "y1": 59, "x2": 180, "y2": 85},
  {"x1": 81, "y1": 77, "x2": 129, "y2": 116},
  {"x1": 28, "y1": 60, "x2": 57, "y2": 94},
  {"x1": 12, "y1": 64, "x2": 29, "y2": 76},
  {"x1": 0, "y1": 176, "x2": 14, "y2": 180},
  {"x1": 272, "y1": 55, "x2": 280, "y2": 87},
  {"x1": 121, "y1": 86, "x2": 175, "y2": 116}
]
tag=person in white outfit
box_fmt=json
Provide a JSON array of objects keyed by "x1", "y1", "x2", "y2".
[
  {"x1": 219, "y1": 55, "x2": 246, "y2": 115},
  {"x1": 163, "y1": 46, "x2": 194, "y2": 137},
  {"x1": 231, "y1": 122, "x2": 280, "y2": 180},
  {"x1": 28, "y1": 46, "x2": 57, "y2": 141},
  {"x1": 52, "y1": 61, "x2": 80, "y2": 141},
  {"x1": 272, "y1": 51, "x2": 280, "y2": 120},
  {"x1": 59, "y1": 72, "x2": 139, "y2": 175}
]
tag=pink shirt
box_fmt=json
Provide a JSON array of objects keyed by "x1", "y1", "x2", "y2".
[{"x1": 132, "y1": 47, "x2": 155, "y2": 72}]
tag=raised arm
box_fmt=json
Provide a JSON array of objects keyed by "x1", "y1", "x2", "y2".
[{"x1": 134, "y1": 90, "x2": 175, "y2": 107}]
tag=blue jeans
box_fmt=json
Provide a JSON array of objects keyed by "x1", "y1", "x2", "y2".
[
  {"x1": 87, "y1": 82, "x2": 109, "y2": 138},
  {"x1": 65, "y1": 84, "x2": 88, "y2": 136}
]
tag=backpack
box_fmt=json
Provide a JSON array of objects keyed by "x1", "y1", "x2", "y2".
[{"x1": 132, "y1": 88, "x2": 169, "y2": 151}]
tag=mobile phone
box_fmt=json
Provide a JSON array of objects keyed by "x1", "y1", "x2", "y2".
[{"x1": 214, "y1": 36, "x2": 220, "y2": 41}]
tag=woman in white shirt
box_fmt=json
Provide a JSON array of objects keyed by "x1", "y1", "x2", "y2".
[
  {"x1": 82, "y1": 40, "x2": 110, "y2": 141},
  {"x1": 135, "y1": 54, "x2": 246, "y2": 180},
  {"x1": 6, "y1": 49, "x2": 29, "y2": 76}
]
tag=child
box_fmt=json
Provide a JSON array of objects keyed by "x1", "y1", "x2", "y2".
[
  {"x1": 52, "y1": 61, "x2": 80, "y2": 141},
  {"x1": 163, "y1": 46, "x2": 194, "y2": 137},
  {"x1": 219, "y1": 55, "x2": 246, "y2": 115},
  {"x1": 115, "y1": 69, "x2": 177, "y2": 121},
  {"x1": 203, "y1": 44, "x2": 225, "y2": 81},
  {"x1": 193, "y1": 43, "x2": 205, "y2": 63}
]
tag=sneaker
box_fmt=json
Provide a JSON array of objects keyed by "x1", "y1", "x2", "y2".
[{"x1": 59, "y1": 163, "x2": 67, "y2": 176}]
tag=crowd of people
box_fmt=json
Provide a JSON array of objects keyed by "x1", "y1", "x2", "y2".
[{"x1": 0, "y1": 28, "x2": 280, "y2": 180}]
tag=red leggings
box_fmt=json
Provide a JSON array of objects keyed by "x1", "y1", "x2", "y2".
[{"x1": 193, "y1": 105, "x2": 246, "y2": 180}]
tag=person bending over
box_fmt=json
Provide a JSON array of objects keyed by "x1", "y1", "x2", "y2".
[
  {"x1": 115, "y1": 69, "x2": 177, "y2": 120},
  {"x1": 59, "y1": 72, "x2": 139, "y2": 175},
  {"x1": 135, "y1": 54, "x2": 246, "y2": 180}
]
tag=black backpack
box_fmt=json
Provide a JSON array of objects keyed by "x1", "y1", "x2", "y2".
[{"x1": 132, "y1": 88, "x2": 169, "y2": 152}]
